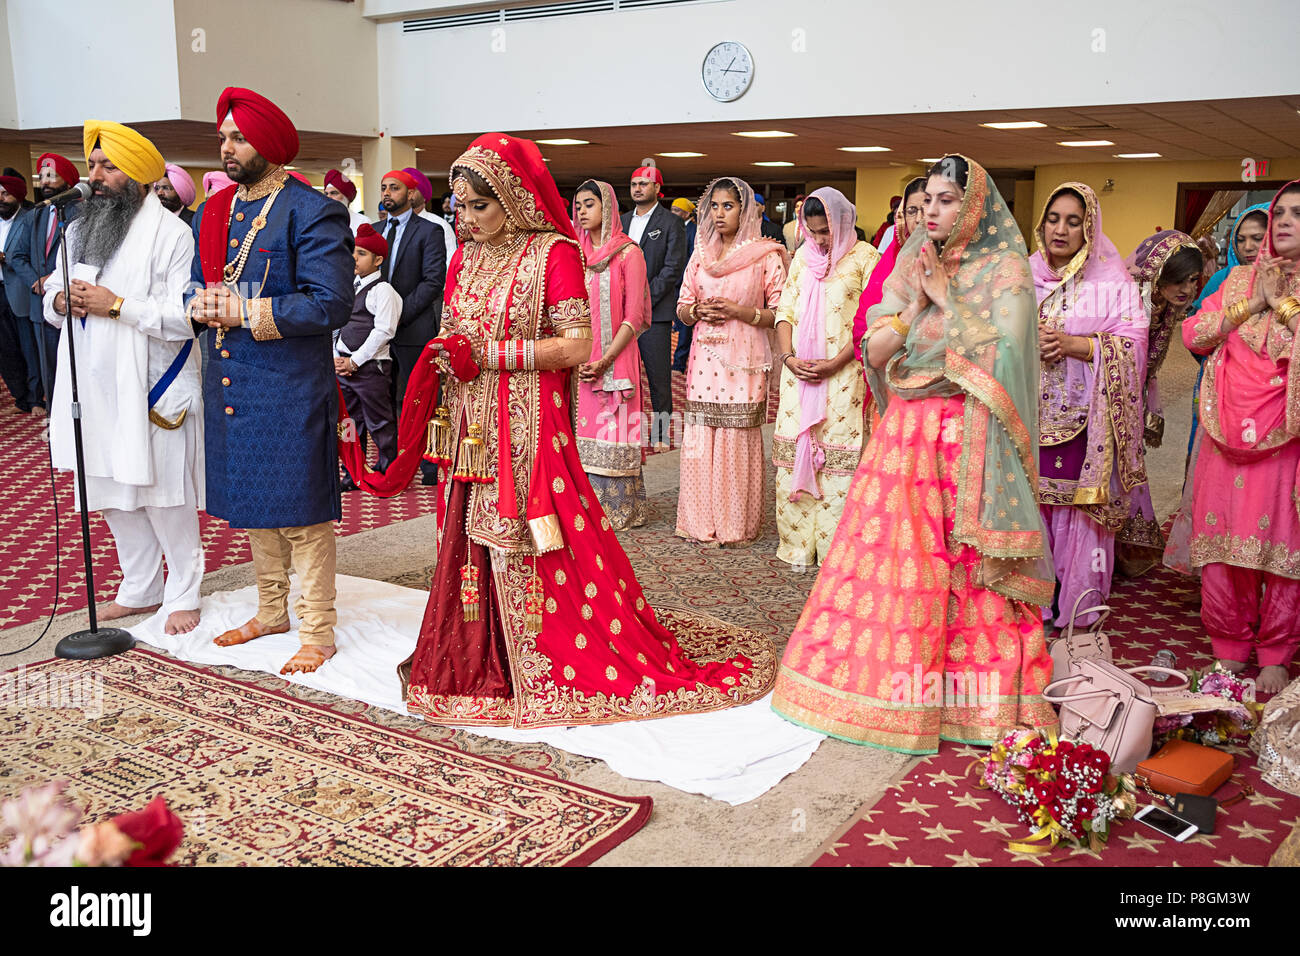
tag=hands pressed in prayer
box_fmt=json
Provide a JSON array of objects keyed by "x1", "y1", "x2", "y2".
[
  {"x1": 1255, "y1": 254, "x2": 1295, "y2": 313},
  {"x1": 915, "y1": 243, "x2": 950, "y2": 311}
]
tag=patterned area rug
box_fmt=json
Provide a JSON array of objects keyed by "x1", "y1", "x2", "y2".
[
  {"x1": 0, "y1": 650, "x2": 651, "y2": 866},
  {"x1": 0, "y1": 398, "x2": 439, "y2": 630},
  {"x1": 810, "y1": 564, "x2": 1300, "y2": 867}
]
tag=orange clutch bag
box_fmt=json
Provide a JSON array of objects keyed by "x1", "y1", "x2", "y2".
[{"x1": 1135, "y1": 739, "x2": 1234, "y2": 797}]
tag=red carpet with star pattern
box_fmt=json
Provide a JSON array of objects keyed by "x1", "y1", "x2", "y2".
[{"x1": 810, "y1": 565, "x2": 1300, "y2": 867}]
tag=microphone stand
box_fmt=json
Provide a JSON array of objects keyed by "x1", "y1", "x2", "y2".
[{"x1": 53, "y1": 200, "x2": 133, "y2": 659}]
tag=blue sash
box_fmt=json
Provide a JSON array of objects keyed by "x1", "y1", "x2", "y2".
[{"x1": 149, "y1": 338, "x2": 193, "y2": 409}]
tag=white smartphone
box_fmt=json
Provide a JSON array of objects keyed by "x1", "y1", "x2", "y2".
[{"x1": 1134, "y1": 803, "x2": 1198, "y2": 842}]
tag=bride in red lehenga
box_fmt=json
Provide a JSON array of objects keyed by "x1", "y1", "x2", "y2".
[{"x1": 399, "y1": 134, "x2": 776, "y2": 728}]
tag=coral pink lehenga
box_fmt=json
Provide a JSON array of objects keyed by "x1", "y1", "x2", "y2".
[
  {"x1": 772, "y1": 157, "x2": 1056, "y2": 753},
  {"x1": 399, "y1": 135, "x2": 776, "y2": 728}
]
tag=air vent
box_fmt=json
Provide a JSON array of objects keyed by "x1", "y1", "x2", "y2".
[
  {"x1": 402, "y1": 0, "x2": 722, "y2": 33},
  {"x1": 505, "y1": 0, "x2": 614, "y2": 22},
  {"x1": 404, "y1": 11, "x2": 501, "y2": 31}
]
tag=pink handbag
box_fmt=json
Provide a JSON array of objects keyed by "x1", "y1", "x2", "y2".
[
  {"x1": 1041, "y1": 658, "x2": 1189, "y2": 774},
  {"x1": 1048, "y1": 587, "x2": 1112, "y2": 684}
]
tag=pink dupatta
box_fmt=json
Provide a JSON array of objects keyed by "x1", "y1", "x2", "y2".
[{"x1": 790, "y1": 187, "x2": 859, "y2": 498}]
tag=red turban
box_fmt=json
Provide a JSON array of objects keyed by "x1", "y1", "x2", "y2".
[
  {"x1": 355, "y1": 223, "x2": 388, "y2": 259},
  {"x1": 0, "y1": 174, "x2": 27, "y2": 202},
  {"x1": 216, "y1": 87, "x2": 299, "y2": 165},
  {"x1": 632, "y1": 165, "x2": 663, "y2": 186},
  {"x1": 38, "y1": 153, "x2": 79, "y2": 187},
  {"x1": 383, "y1": 169, "x2": 418, "y2": 192},
  {"x1": 288, "y1": 170, "x2": 311, "y2": 186},
  {"x1": 324, "y1": 168, "x2": 357, "y2": 202}
]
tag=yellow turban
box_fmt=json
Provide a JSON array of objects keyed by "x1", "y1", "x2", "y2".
[
  {"x1": 82, "y1": 120, "x2": 166, "y2": 185},
  {"x1": 672, "y1": 197, "x2": 696, "y2": 215}
]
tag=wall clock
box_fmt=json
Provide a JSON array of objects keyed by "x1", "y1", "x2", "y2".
[{"x1": 701, "y1": 41, "x2": 754, "y2": 102}]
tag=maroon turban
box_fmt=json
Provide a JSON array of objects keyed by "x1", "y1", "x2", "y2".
[
  {"x1": 355, "y1": 223, "x2": 388, "y2": 259},
  {"x1": 38, "y1": 153, "x2": 79, "y2": 187},
  {"x1": 324, "y1": 168, "x2": 357, "y2": 202},
  {"x1": 0, "y1": 174, "x2": 27, "y2": 202},
  {"x1": 402, "y1": 167, "x2": 433, "y2": 203},
  {"x1": 216, "y1": 87, "x2": 299, "y2": 165}
]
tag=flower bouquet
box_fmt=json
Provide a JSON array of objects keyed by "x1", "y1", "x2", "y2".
[
  {"x1": 1153, "y1": 664, "x2": 1264, "y2": 748},
  {"x1": 1, "y1": 780, "x2": 183, "y2": 867},
  {"x1": 973, "y1": 728, "x2": 1137, "y2": 854}
]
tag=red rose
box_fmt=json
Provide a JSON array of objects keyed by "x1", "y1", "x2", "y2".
[
  {"x1": 1039, "y1": 754, "x2": 1062, "y2": 774},
  {"x1": 1048, "y1": 798, "x2": 1065, "y2": 820},
  {"x1": 1088, "y1": 751, "x2": 1109, "y2": 771},
  {"x1": 110, "y1": 796, "x2": 183, "y2": 867},
  {"x1": 1080, "y1": 798, "x2": 1096, "y2": 816},
  {"x1": 1056, "y1": 775, "x2": 1077, "y2": 797},
  {"x1": 1057, "y1": 741, "x2": 1075, "y2": 755}
]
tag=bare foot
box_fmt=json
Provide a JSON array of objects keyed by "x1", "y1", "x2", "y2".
[
  {"x1": 280, "y1": 644, "x2": 335, "y2": 675},
  {"x1": 100, "y1": 601, "x2": 162, "y2": 621},
  {"x1": 1217, "y1": 659, "x2": 1247, "y2": 674},
  {"x1": 213, "y1": 616, "x2": 289, "y2": 647},
  {"x1": 164, "y1": 609, "x2": 201, "y2": 635},
  {"x1": 1257, "y1": 665, "x2": 1290, "y2": 695},
  {"x1": 30, "y1": 406, "x2": 45, "y2": 419}
]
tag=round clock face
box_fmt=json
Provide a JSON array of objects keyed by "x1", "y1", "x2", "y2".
[{"x1": 701, "y1": 41, "x2": 754, "y2": 102}]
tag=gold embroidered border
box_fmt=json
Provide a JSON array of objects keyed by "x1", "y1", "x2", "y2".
[
  {"x1": 452, "y1": 145, "x2": 552, "y2": 233},
  {"x1": 683, "y1": 399, "x2": 765, "y2": 429},
  {"x1": 247, "y1": 297, "x2": 280, "y2": 341},
  {"x1": 771, "y1": 436, "x2": 862, "y2": 475},
  {"x1": 549, "y1": 296, "x2": 591, "y2": 333},
  {"x1": 576, "y1": 436, "x2": 641, "y2": 477},
  {"x1": 1188, "y1": 531, "x2": 1300, "y2": 580},
  {"x1": 405, "y1": 685, "x2": 516, "y2": 725}
]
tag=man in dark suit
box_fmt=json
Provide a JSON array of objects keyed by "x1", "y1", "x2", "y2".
[
  {"x1": 621, "y1": 162, "x2": 685, "y2": 449},
  {"x1": 379, "y1": 169, "x2": 446, "y2": 484},
  {"x1": 19, "y1": 153, "x2": 83, "y2": 415},
  {"x1": 0, "y1": 173, "x2": 37, "y2": 411}
]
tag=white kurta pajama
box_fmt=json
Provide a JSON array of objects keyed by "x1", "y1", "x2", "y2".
[{"x1": 43, "y1": 191, "x2": 205, "y2": 615}]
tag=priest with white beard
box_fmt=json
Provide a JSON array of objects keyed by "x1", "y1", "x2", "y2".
[{"x1": 44, "y1": 120, "x2": 204, "y2": 635}]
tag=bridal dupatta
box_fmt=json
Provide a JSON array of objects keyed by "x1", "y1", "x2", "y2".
[
  {"x1": 1030, "y1": 182, "x2": 1148, "y2": 530},
  {"x1": 862, "y1": 156, "x2": 1053, "y2": 605}
]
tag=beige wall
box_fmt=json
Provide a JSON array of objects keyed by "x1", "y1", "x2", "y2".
[
  {"x1": 173, "y1": 0, "x2": 378, "y2": 137},
  {"x1": 854, "y1": 165, "x2": 927, "y2": 233}
]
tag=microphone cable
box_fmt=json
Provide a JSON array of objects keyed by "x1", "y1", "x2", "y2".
[{"x1": 1, "y1": 413, "x2": 64, "y2": 657}]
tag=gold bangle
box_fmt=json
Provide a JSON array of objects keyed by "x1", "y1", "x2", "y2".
[
  {"x1": 752, "y1": 307, "x2": 762, "y2": 326},
  {"x1": 1276, "y1": 296, "x2": 1300, "y2": 324},
  {"x1": 1084, "y1": 336, "x2": 1095, "y2": 362},
  {"x1": 889, "y1": 314, "x2": 911, "y2": 337},
  {"x1": 1228, "y1": 299, "x2": 1251, "y2": 327},
  {"x1": 688, "y1": 302, "x2": 698, "y2": 323}
]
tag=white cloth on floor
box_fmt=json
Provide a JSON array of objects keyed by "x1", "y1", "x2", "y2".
[
  {"x1": 129, "y1": 574, "x2": 823, "y2": 804},
  {"x1": 103, "y1": 502, "x2": 203, "y2": 614}
]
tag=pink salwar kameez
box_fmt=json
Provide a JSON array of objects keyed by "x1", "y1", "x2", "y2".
[
  {"x1": 675, "y1": 177, "x2": 788, "y2": 545},
  {"x1": 1182, "y1": 181, "x2": 1300, "y2": 670}
]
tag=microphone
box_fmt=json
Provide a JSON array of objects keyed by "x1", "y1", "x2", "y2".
[{"x1": 39, "y1": 182, "x2": 92, "y2": 207}]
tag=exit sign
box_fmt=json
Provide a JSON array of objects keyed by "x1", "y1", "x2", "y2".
[{"x1": 1258, "y1": 160, "x2": 1270, "y2": 177}]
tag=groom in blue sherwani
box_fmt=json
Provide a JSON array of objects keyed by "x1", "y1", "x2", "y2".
[{"x1": 187, "y1": 87, "x2": 353, "y2": 676}]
